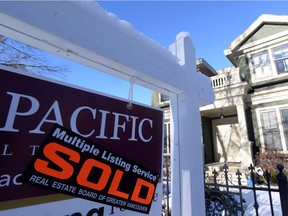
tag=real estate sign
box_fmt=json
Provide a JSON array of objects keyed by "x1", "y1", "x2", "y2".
[{"x1": 0, "y1": 67, "x2": 163, "y2": 215}]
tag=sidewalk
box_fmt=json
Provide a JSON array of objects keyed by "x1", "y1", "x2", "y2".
[{"x1": 243, "y1": 189, "x2": 281, "y2": 216}]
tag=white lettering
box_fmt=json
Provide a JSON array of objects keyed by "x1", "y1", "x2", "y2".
[
  {"x1": 96, "y1": 110, "x2": 110, "y2": 139},
  {"x1": 29, "y1": 145, "x2": 39, "y2": 155},
  {"x1": 0, "y1": 92, "x2": 39, "y2": 132},
  {"x1": 1, "y1": 91, "x2": 156, "y2": 143},
  {"x1": 52, "y1": 127, "x2": 66, "y2": 139},
  {"x1": 1, "y1": 144, "x2": 13, "y2": 156},
  {"x1": 111, "y1": 113, "x2": 129, "y2": 140},
  {"x1": 29, "y1": 101, "x2": 63, "y2": 134},
  {"x1": 138, "y1": 118, "x2": 153, "y2": 142},
  {"x1": 70, "y1": 106, "x2": 96, "y2": 137},
  {"x1": 0, "y1": 173, "x2": 22, "y2": 187},
  {"x1": 128, "y1": 116, "x2": 138, "y2": 141}
]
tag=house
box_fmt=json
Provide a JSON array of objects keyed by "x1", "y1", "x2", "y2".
[
  {"x1": 156, "y1": 14, "x2": 288, "y2": 168},
  {"x1": 204, "y1": 14, "x2": 288, "y2": 167}
]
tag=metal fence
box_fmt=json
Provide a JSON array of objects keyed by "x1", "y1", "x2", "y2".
[{"x1": 204, "y1": 163, "x2": 288, "y2": 216}]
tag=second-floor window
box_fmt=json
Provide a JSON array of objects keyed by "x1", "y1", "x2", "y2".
[
  {"x1": 251, "y1": 51, "x2": 271, "y2": 79},
  {"x1": 273, "y1": 44, "x2": 288, "y2": 74}
]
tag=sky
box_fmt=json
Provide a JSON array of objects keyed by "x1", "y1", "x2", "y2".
[
  {"x1": 98, "y1": 1, "x2": 288, "y2": 70},
  {"x1": 50, "y1": 1, "x2": 288, "y2": 106}
]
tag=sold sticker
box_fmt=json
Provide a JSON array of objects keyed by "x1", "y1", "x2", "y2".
[{"x1": 21, "y1": 125, "x2": 159, "y2": 214}]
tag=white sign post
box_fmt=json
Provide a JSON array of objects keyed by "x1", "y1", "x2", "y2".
[
  {"x1": 168, "y1": 34, "x2": 206, "y2": 216},
  {"x1": 0, "y1": 2, "x2": 213, "y2": 215}
]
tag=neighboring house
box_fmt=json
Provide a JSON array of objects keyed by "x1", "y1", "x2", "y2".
[{"x1": 156, "y1": 14, "x2": 288, "y2": 168}]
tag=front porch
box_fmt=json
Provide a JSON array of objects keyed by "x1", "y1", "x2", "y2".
[{"x1": 200, "y1": 67, "x2": 254, "y2": 167}]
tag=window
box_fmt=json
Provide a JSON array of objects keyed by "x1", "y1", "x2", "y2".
[
  {"x1": 251, "y1": 51, "x2": 271, "y2": 79},
  {"x1": 160, "y1": 94, "x2": 169, "y2": 103},
  {"x1": 259, "y1": 107, "x2": 288, "y2": 152},
  {"x1": 260, "y1": 110, "x2": 282, "y2": 150},
  {"x1": 273, "y1": 44, "x2": 288, "y2": 74},
  {"x1": 164, "y1": 122, "x2": 171, "y2": 154},
  {"x1": 280, "y1": 108, "x2": 288, "y2": 149}
]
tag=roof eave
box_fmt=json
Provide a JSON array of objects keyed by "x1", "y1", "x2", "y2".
[
  {"x1": 225, "y1": 14, "x2": 288, "y2": 67},
  {"x1": 196, "y1": 58, "x2": 217, "y2": 77},
  {"x1": 229, "y1": 14, "x2": 287, "y2": 52},
  {"x1": 224, "y1": 48, "x2": 238, "y2": 67}
]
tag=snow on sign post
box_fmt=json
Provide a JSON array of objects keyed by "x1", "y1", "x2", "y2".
[{"x1": 0, "y1": 67, "x2": 163, "y2": 216}]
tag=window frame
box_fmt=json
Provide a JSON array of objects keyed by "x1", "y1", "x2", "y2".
[
  {"x1": 159, "y1": 93, "x2": 169, "y2": 103},
  {"x1": 248, "y1": 42, "x2": 288, "y2": 83},
  {"x1": 280, "y1": 108, "x2": 288, "y2": 150},
  {"x1": 250, "y1": 50, "x2": 271, "y2": 79},
  {"x1": 272, "y1": 43, "x2": 288, "y2": 74},
  {"x1": 257, "y1": 105, "x2": 288, "y2": 152},
  {"x1": 259, "y1": 109, "x2": 282, "y2": 150},
  {"x1": 163, "y1": 122, "x2": 171, "y2": 155}
]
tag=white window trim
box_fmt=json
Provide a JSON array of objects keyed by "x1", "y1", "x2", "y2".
[
  {"x1": 248, "y1": 42, "x2": 288, "y2": 83},
  {"x1": 272, "y1": 43, "x2": 288, "y2": 74},
  {"x1": 164, "y1": 121, "x2": 171, "y2": 155},
  {"x1": 158, "y1": 92, "x2": 170, "y2": 106},
  {"x1": 256, "y1": 105, "x2": 288, "y2": 152},
  {"x1": 276, "y1": 108, "x2": 287, "y2": 151},
  {"x1": 249, "y1": 49, "x2": 276, "y2": 83}
]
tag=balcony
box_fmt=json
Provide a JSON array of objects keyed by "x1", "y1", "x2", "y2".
[{"x1": 211, "y1": 67, "x2": 242, "y2": 88}]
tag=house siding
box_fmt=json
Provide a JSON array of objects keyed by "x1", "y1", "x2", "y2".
[{"x1": 243, "y1": 24, "x2": 288, "y2": 46}]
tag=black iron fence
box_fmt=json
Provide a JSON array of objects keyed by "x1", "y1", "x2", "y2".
[{"x1": 204, "y1": 163, "x2": 288, "y2": 216}]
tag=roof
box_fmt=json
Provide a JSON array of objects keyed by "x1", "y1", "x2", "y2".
[
  {"x1": 196, "y1": 58, "x2": 217, "y2": 77},
  {"x1": 224, "y1": 14, "x2": 288, "y2": 66}
]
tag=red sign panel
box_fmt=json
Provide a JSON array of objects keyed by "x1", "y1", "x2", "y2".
[{"x1": 0, "y1": 68, "x2": 163, "y2": 209}]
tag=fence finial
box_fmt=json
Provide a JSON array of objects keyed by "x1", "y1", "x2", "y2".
[
  {"x1": 277, "y1": 164, "x2": 284, "y2": 173},
  {"x1": 276, "y1": 163, "x2": 288, "y2": 216}
]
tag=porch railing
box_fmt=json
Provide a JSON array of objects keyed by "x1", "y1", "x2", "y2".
[{"x1": 211, "y1": 68, "x2": 242, "y2": 89}]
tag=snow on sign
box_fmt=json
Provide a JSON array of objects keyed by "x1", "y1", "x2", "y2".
[{"x1": 0, "y1": 67, "x2": 163, "y2": 215}]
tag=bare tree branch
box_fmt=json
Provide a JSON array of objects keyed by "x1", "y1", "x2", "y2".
[{"x1": 0, "y1": 36, "x2": 70, "y2": 78}]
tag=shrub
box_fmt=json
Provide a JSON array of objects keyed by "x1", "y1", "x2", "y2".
[{"x1": 254, "y1": 149, "x2": 288, "y2": 185}]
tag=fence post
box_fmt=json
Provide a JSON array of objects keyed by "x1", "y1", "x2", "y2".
[{"x1": 276, "y1": 164, "x2": 288, "y2": 216}]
